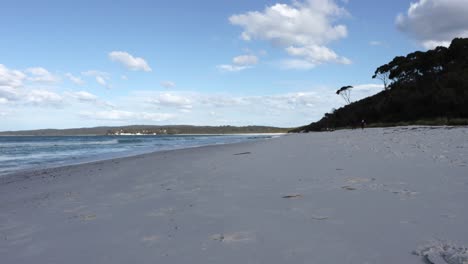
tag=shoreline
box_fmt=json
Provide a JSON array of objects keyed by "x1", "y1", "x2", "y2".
[
  {"x1": 1, "y1": 127, "x2": 467, "y2": 263},
  {"x1": 0, "y1": 136, "x2": 275, "y2": 182},
  {"x1": 0, "y1": 133, "x2": 285, "y2": 178},
  {"x1": 0, "y1": 133, "x2": 287, "y2": 136}
]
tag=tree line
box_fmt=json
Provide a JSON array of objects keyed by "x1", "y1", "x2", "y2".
[{"x1": 292, "y1": 38, "x2": 468, "y2": 132}]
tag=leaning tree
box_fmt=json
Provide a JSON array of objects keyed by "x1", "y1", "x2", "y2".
[{"x1": 336, "y1": 85, "x2": 353, "y2": 104}]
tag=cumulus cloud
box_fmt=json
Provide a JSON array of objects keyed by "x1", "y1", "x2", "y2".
[
  {"x1": 26, "y1": 67, "x2": 59, "y2": 83},
  {"x1": 109, "y1": 51, "x2": 152, "y2": 72},
  {"x1": 286, "y1": 45, "x2": 351, "y2": 65},
  {"x1": 0, "y1": 86, "x2": 21, "y2": 102},
  {"x1": 65, "y1": 73, "x2": 84, "y2": 85},
  {"x1": 1, "y1": 87, "x2": 64, "y2": 107},
  {"x1": 0, "y1": 64, "x2": 63, "y2": 107},
  {"x1": 161, "y1": 81, "x2": 176, "y2": 88},
  {"x1": 218, "y1": 54, "x2": 259, "y2": 72},
  {"x1": 229, "y1": 0, "x2": 350, "y2": 68},
  {"x1": 24, "y1": 90, "x2": 63, "y2": 106},
  {"x1": 0, "y1": 64, "x2": 26, "y2": 88},
  {"x1": 396, "y1": 0, "x2": 468, "y2": 49},
  {"x1": 80, "y1": 110, "x2": 174, "y2": 122}
]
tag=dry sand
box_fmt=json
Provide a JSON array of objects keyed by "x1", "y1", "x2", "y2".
[{"x1": 1, "y1": 126, "x2": 467, "y2": 263}]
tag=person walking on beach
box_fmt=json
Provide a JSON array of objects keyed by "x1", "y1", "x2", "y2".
[{"x1": 361, "y1": 119, "x2": 366, "y2": 130}]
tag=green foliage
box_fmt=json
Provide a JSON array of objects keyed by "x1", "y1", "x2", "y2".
[{"x1": 293, "y1": 38, "x2": 468, "y2": 132}]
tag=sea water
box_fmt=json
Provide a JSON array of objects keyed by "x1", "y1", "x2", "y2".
[{"x1": 0, "y1": 134, "x2": 276, "y2": 176}]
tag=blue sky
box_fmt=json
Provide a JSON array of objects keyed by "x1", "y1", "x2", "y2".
[{"x1": 1, "y1": 0, "x2": 467, "y2": 130}]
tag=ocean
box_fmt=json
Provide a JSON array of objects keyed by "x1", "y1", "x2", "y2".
[{"x1": 0, "y1": 134, "x2": 277, "y2": 176}]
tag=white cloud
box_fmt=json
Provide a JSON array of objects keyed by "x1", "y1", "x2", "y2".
[
  {"x1": 143, "y1": 85, "x2": 382, "y2": 126},
  {"x1": 286, "y1": 45, "x2": 351, "y2": 66},
  {"x1": 64, "y1": 91, "x2": 114, "y2": 109},
  {"x1": 351, "y1": 83, "x2": 384, "y2": 99},
  {"x1": 369, "y1": 41, "x2": 382, "y2": 46},
  {"x1": 218, "y1": 54, "x2": 259, "y2": 72},
  {"x1": 396, "y1": 0, "x2": 468, "y2": 49},
  {"x1": 96, "y1": 76, "x2": 108, "y2": 87},
  {"x1": 26, "y1": 67, "x2": 59, "y2": 83},
  {"x1": 81, "y1": 110, "x2": 174, "y2": 122},
  {"x1": 65, "y1": 73, "x2": 84, "y2": 85},
  {"x1": 0, "y1": 64, "x2": 26, "y2": 88},
  {"x1": 24, "y1": 90, "x2": 63, "y2": 106},
  {"x1": 233, "y1": 55, "x2": 259, "y2": 66},
  {"x1": 229, "y1": 0, "x2": 350, "y2": 67},
  {"x1": 161, "y1": 81, "x2": 176, "y2": 88},
  {"x1": 199, "y1": 95, "x2": 244, "y2": 108},
  {"x1": 68, "y1": 91, "x2": 98, "y2": 102},
  {"x1": 217, "y1": 64, "x2": 250, "y2": 72},
  {"x1": 352, "y1": 83, "x2": 384, "y2": 91},
  {"x1": 121, "y1": 75, "x2": 128, "y2": 80},
  {"x1": 148, "y1": 93, "x2": 192, "y2": 109},
  {"x1": 1, "y1": 82, "x2": 385, "y2": 129},
  {"x1": 109, "y1": 51, "x2": 152, "y2": 72},
  {"x1": 82, "y1": 70, "x2": 111, "y2": 88},
  {"x1": 0, "y1": 86, "x2": 21, "y2": 101},
  {"x1": 0, "y1": 64, "x2": 63, "y2": 107}
]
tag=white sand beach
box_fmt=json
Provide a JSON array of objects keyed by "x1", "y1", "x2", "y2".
[{"x1": 1, "y1": 126, "x2": 467, "y2": 263}]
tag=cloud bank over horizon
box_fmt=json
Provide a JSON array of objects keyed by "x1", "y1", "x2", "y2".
[{"x1": 0, "y1": 59, "x2": 384, "y2": 129}]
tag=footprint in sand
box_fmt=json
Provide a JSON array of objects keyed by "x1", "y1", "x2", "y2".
[
  {"x1": 346, "y1": 177, "x2": 375, "y2": 184},
  {"x1": 63, "y1": 206, "x2": 96, "y2": 221},
  {"x1": 311, "y1": 215, "x2": 329, "y2": 221},
  {"x1": 142, "y1": 235, "x2": 160, "y2": 245},
  {"x1": 63, "y1": 205, "x2": 87, "y2": 214},
  {"x1": 80, "y1": 214, "x2": 97, "y2": 221},
  {"x1": 147, "y1": 207, "x2": 176, "y2": 217},
  {"x1": 210, "y1": 231, "x2": 255, "y2": 243},
  {"x1": 390, "y1": 189, "x2": 419, "y2": 197}
]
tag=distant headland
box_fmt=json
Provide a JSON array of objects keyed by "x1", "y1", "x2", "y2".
[{"x1": 0, "y1": 125, "x2": 290, "y2": 136}]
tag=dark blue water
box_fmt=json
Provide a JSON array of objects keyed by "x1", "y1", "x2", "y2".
[{"x1": 0, "y1": 134, "x2": 277, "y2": 176}]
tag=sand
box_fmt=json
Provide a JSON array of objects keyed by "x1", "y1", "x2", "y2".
[{"x1": 1, "y1": 126, "x2": 467, "y2": 263}]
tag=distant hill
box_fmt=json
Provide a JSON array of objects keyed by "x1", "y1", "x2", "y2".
[
  {"x1": 292, "y1": 38, "x2": 468, "y2": 132},
  {"x1": 0, "y1": 125, "x2": 289, "y2": 136}
]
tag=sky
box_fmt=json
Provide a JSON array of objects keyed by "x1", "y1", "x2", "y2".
[{"x1": 1, "y1": 0, "x2": 468, "y2": 130}]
